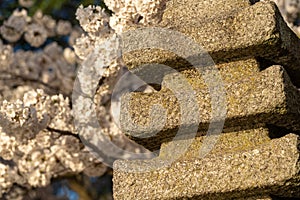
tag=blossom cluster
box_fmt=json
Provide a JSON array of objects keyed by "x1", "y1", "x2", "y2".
[
  {"x1": 0, "y1": 9, "x2": 81, "y2": 98},
  {"x1": 0, "y1": 9, "x2": 74, "y2": 47},
  {"x1": 0, "y1": 90, "x2": 106, "y2": 198},
  {"x1": 105, "y1": 0, "x2": 168, "y2": 33},
  {"x1": 0, "y1": 3, "x2": 101, "y2": 198},
  {"x1": 72, "y1": 0, "x2": 167, "y2": 163},
  {"x1": 272, "y1": 0, "x2": 300, "y2": 34},
  {"x1": 0, "y1": 0, "x2": 169, "y2": 198}
]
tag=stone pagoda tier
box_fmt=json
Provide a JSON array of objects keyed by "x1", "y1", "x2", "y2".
[{"x1": 113, "y1": 0, "x2": 300, "y2": 199}]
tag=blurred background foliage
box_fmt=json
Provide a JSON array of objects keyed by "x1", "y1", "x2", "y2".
[
  {"x1": 0, "y1": 0, "x2": 111, "y2": 50},
  {"x1": 0, "y1": 0, "x2": 110, "y2": 23}
]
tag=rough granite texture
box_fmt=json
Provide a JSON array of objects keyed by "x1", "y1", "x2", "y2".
[
  {"x1": 120, "y1": 65, "x2": 300, "y2": 150},
  {"x1": 114, "y1": 0, "x2": 300, "y2": 199},
  {"x1": 113, "y1": 134, "x2": 300, "y2": 200},
  {"x1": 242, "y1": 196, "x2": 272, "y2": 200},
  {"x1": 159, "y1": 127, "x2": 272, "y2": 159},
  {"x1": 161, "y1": 0, "x2": 251, "y2": 21},
  {"x1": 123, "y1": 1, "x2": 300, "y2": 87}
]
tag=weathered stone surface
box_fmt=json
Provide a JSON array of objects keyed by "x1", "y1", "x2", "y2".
[
  {"x1": 162, "y1": 0, "x2": 252, "y2": 21},
  {"x1": 113, "y1": 134, "x2": 300, "y2": 200},
  {"x1": 123, "y1": 1, "x2": 300, "y2": 87},
  {"x1": 120, "y1": 65, "x2": 300, "y2": 150},
  {"x1": 159, "y1": 127, "x2": 271, "y2": 160},
  {"x1": 124, "y1": 55, "x2": 260, "y2": 88},
  {"x1": 241, "y1": 196, "x2": 273, "y2": 200},
  {"x1": 114, "y1": 1, "x2": 300, "y2": 199}
]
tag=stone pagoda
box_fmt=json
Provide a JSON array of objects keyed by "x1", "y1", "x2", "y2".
[{"x1": 113, "y1": 0, "x2": 300, "y2": 199}]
